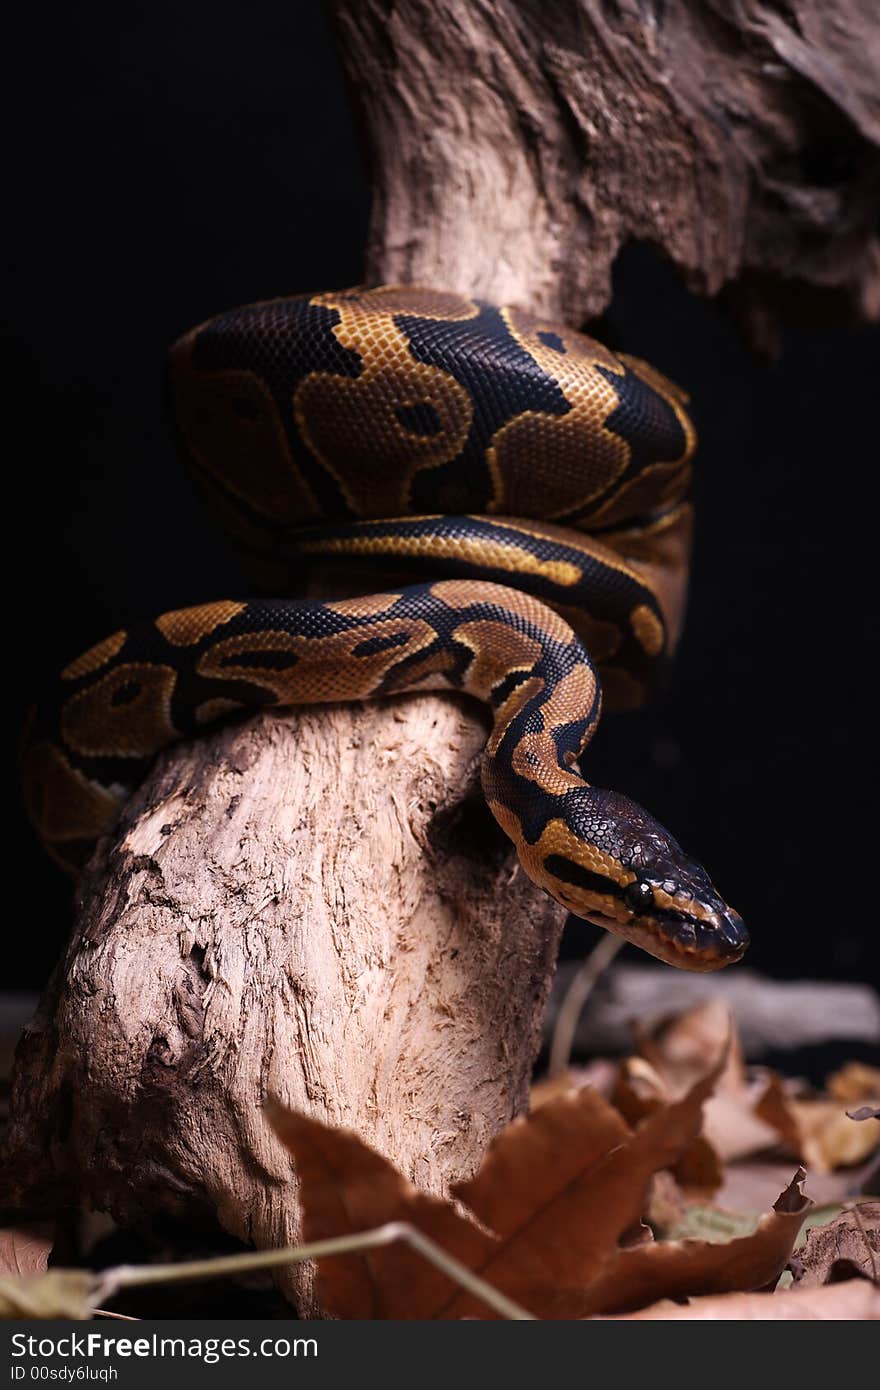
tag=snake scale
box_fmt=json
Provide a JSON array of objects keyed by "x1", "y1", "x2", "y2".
[{"x1": 23, "y1": 285, "x2": 748, "y2": 970}]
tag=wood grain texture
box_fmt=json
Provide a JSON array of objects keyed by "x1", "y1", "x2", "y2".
[
  {"x1": 334, "y1": 0, "x2": 880, "y2": 347},
  {"x1": 1, "y1": 700, "x2": 563, "y2": 1312}
]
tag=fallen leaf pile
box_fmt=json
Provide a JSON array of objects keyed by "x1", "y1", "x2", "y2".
[
  {"x1": 262, "y1": 1000, "x2": 878, "y2": 1320},
  {"x1": 539, "y1": 999, "x2": 880, "y2": 1193},
  {"x1": 262, "y1": 1050, "x2": 864, "y2": 1319},
  {"x1": 1, "y1": 999, "x2": 877, "y2": 1320}
]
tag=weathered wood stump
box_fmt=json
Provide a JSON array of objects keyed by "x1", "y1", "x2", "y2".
[
  {"x1": 3, "y1": 699, "x2": 563, "y2": 1312},
  {"x1": 336, "y1": 0, "x2": 880, "y2": 348}
]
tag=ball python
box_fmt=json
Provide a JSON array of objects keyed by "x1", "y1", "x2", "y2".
[{"x1": 23, "y1": 285, "x2": 748, "y2": 971}]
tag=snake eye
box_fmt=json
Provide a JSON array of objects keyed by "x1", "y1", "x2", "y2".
[{"x1": 624, "y1": 880, "x2": 655, "y2": 914}]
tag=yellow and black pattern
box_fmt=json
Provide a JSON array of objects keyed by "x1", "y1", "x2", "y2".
[
  {"x1": 24, "y1": 286, "x2": 747, "y2": 970},
  {"x1": 168, "y1": 284, "x2": 694, "y2": 541}
]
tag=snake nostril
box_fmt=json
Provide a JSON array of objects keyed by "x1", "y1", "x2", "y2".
[{"x1": 720, "y1": 912, "x2": 749, "y2": 953}]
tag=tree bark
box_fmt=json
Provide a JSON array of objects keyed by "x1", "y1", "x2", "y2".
[
  {"x1": 334, "y1": 0, "x2": 880, "y2": 349},
  {"x1": 2, "y1": 700, "x2": 563, "y2": 1313}
]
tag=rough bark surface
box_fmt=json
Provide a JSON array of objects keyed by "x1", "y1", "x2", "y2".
[
  {"x1": 2, "y1": 700, "x2": 563, "y2": 1313},
  {"x1": 334, "y1": 0, "x2": 880, "y2": 347}
]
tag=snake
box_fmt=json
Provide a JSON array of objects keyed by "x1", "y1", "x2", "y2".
[{"x1": 23, "y1": 285, "x2": 748, "y2": 970}]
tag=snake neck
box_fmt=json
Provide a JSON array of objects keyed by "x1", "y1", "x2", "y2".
[{"x1": 423, "y1": 578, "x2": 605, "y2": 857}]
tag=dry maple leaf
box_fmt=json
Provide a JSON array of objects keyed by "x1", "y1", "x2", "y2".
[
  {"x1": 788, "y1": 1202, "x2": 880, "y2": 1288},
  {"x1": 268, "y1": 1086, "x2": 637, "y2": 1318},
  {"x1": 266, "y1": 1102, "x2": 495, "y2": 1318},
  {"x1": 556, "y1": 1169, "x2": 810, "y2": 1317},
  {"x1": 269, "y1": 1054, "x2": 812, "y2": 1320},
  {"x1": 631, "y1": 998, "x2": 880, "y2": 1175},
  {"x1": 439, "y1": 1073, "x2": 684, "y2": 1318},
  {"x1": 636, "y1": 998, "x2": 743, "y2": 1097}
]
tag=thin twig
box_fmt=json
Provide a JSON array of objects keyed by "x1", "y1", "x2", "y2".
[
  {"x1": 548, "y1": 933, "x2": 624, "y2": 1077},
  {"x1": 91, "y1": 1221, "x2": 535, "y2": 1321}
]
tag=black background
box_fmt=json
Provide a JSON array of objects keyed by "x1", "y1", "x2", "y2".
[{"x1": 4, "y1": 2, "x2": 878, "y2": 988}]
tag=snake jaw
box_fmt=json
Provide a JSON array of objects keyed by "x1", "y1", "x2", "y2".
[
  {"x1": 547, "y1": 886, "x2": 747, "y2": 971},
  {"x1": 625, "y1": 894, "x2": 748, "y2": 970},
  {"x1": 579, "y1": 902, "x2": 748, "y2": 972}
]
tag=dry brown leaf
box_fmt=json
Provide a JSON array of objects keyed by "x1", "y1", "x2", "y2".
[
  {"x1": 444, "y1": 1083, "x2": 646, "y2": 1316},
  {"x1": 612, "y1": 1056, "x2": 723, "y2": 1195},
  {"x1": 271, "y1": 1055, "x2": 822, "y2": 1320},
  {"x1": 272, "y1": 1083, "x2": 641, "y2": 1318},
  {"x1": 269, "y1": 1058, "x2": 728, "y2": 1319},
  {"x1": 629, "y1": 1000, "x2": 880, "y2": 1174},
  {"x1": 637, "y1": 998, "x2": 745, "y2": 1099},
  {"x1": 827, "y1": 1064, "x2": 880, "y2": 1106},
  {"x1": 602, "y1": 1279, "x2": 880, "y2": 1319},
  {"x1": 788, "y1": 1202, "x2": 880, "y2": 1287},
  {"x1": 0, "y1": 1270, "x2": 94, "y2": 1320},
  {"x1": 796, "y1": 1103, "x2": 880, "y2": 1171},
  {"x1": 446, "y1": 1058, "x2": 728, "y2": 1318},
  {"x1": 755, "y1": 1074, "x2": 880, "y2": 1173},
  {"x1": 753, "y1": 1072, "x2": 803, "y2": 1150},
  {"x1": 699, "y1": 1094, "x2": 782, "y2": 1165},
  {"x1": 555, "y1": 1169, "x2": 810, "y2": 1317},
  {"x1": 631, "y1": 1000, "x2": 780, "y2": 1165},
  {"x1": 266, "y1": 1101, "x2": 494, "y2": 1318},
  {"x1": 0, "y1": 1224, "x2": 54, "y2": 1279},
  {"x1": 530, "y1": 1059, "x2": 617, "y2": 1109}
]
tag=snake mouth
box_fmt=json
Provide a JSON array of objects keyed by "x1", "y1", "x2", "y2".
[{"x1": 583, "y1": 906, "x2": 749, "y2": 973}]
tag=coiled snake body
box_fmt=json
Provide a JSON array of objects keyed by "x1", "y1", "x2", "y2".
[{"x1": 24, "y1": 286, "x2": 747, "y2": 970}]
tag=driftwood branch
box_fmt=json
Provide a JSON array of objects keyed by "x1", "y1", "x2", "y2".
[
  {"x1": 5, "y1": 0, "x2": 879, "y2": 1316},
  {"x1": 334, "y1": 0, "x2": 880, "y2": 346},
  {"x1": 545, "y1": 964, "x2": 880, "y2": 1060},
  {"x1": 2, "y1": 700, "x2": 563, "y2": 1313}
]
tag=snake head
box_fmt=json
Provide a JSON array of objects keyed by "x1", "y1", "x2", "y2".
[{"x1": 540, "y1": 787, "x2": 748, "y2": 971}]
